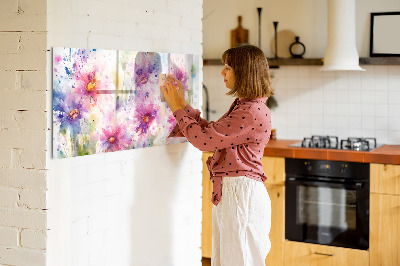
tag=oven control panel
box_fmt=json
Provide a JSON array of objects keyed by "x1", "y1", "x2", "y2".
[{"x1": 286, "y1": 158, "x2": 369, "y2": 180}]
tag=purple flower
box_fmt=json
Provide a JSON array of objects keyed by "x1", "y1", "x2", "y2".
[
  {"x1": 134, "y1": 103, "x2": 159, "y2": 135},
  {"x1": 172, "y1": 67, "x2": 188, "y2": 89},
  {"x1": 134, "y1": 52, "x2": 161, "y2": 89},
  {"x1": 100, "y1": 124, "x2": 132, "y2": 152},
  {"x1": 53, "y1": 93, "x2": 87, "y2": 136}
]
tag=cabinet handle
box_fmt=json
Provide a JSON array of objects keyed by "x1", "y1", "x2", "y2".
[{"x1": 314, "y1": 252, "x2": 335, "y2": 257}]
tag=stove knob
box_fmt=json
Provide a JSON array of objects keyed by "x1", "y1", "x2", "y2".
[
  {"x1": 340, "y1": 164, "x2": 347, "y2": 174},
  {"x1": 305, "y1": 162, "x2": 312, "y2": 171}
]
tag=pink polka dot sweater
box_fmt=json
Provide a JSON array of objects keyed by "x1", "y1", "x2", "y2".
[{"x1": 169, "y1": 97, "x2": 271, "y2": 206}]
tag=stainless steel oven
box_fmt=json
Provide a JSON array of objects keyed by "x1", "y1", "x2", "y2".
[{"x1": 285, "y1": 158, "x2": 369, "y2": 250}]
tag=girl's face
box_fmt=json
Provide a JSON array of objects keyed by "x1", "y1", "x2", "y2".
[{"x1": 220, "y1": 64, "x2": 235, "y2": 89}]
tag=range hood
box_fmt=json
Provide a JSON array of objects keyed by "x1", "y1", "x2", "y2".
[{"x1": 320, "y1": 0, "x2": 365, "y2": 71}]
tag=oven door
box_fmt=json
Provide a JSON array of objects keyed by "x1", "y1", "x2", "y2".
[{"x1": 285, "y1": 177, "x2": 369, "y2": 250}]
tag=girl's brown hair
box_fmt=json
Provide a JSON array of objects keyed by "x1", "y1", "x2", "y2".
[{"x1": 221, "y1": 44, "x2": 273, "y2": 99}]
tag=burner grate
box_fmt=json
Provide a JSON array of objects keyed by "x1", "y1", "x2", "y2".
[
  {"x1": 340, "y1": 137, "x2": 377, "y2": 151},
  {"x1": 296, "y1": 136, "x2": 378, "y2": 151},
  {"x1": 301, "y1": 135, "x2": 339, "y2": 149}
]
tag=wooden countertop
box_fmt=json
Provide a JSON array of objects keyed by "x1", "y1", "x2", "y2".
[{"x1": 263, "y1": 139, "x2": 400, "y2": 165}]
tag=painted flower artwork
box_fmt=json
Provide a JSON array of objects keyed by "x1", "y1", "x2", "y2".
[{"x1": 53, "y1": 47, "x2": 200, "y2": 158}]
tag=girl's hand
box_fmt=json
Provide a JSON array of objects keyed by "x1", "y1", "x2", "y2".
[{"x1": 160, "y1": 75, "x2": 187, "y2": 113}]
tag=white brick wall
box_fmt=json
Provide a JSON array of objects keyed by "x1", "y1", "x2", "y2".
[
  {"x1": 0, "y1": 0, "x2": 48, "y2": 265},
  {"x1": 46, "y1": 1, "x2": 203, "y2": 266}
]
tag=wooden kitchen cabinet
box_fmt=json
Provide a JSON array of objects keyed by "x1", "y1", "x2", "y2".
[
  {"x1": 284, "y1": 241, "x2": 369, "y2": 266},
  {"x1": 370, "y1": 193, "x2": 400, "y2": 266},
  {"x1": 370, "y1": 163, "x2": 400, "y2": 266},
  {"x1": 370, "y1": 163, "x2": 400, "y2": 195},
  {"x1": 261, "y1": 156, "x2": 285, "y2": 186},
  {"x1": 202, "y1": 152, "x2": 213, "y2": 258},
  {"x1": 262, "y1": 156, "x2": 285, "y2": 266},
  {"x1": 264, "y1": 184, "x2": 285, "y2": 266}
]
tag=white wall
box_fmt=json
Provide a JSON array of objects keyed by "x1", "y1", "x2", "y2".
[
  {"x1": 0, "y1": 0, "x2": 48, "y2": 265},
  {"x1": 204, "y1": 65, "x2": 400, "y2": 144},
  {"x1": 271, "y1": 65, "x2": 400, "y2": 144},
  {"x1": 203, "y1": 0, "x2": 400, "y2": 58},
  {"x1": 46, "y1": 0, "x2": 203, "y2": 266},
  {"x1": 203, "y1": 0, "x2": 400, "y2": 145}
]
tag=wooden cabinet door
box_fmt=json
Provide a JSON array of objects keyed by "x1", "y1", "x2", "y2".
[
  {"x1": 202, "y1": 152, "x2": 213, "y2": 258},
  {"x1": 265, "y1": 184, "x2": 285, "y2": 266},
  {"x1": 284, "y1": 241, "x2": 369, "y2": 266},
  {"x1": 370, "y1": 193, "x2": 400, "y2": 266},
  {"x1": 370, "y1": 163, "x2": 400, "y2": 195},
  {"x1": 262, "y1": 156, "x2": 285, "y2": 186}
]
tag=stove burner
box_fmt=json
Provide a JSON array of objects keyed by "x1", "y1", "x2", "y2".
[
  {"x1": 294, "y1": 136, "x2": 378, "y2": 151},
  {"x1": 340, "y1": 137, "x2": 377, "y2": 151},
  {"x1": 301, "y1": 135, "x2": 339, "y2": 149}
]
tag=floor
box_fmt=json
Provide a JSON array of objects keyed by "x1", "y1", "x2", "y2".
[{"x1": 202, "y1": 257, "x2": 211, "y2": 266}]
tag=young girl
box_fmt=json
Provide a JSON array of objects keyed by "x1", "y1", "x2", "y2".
[{"x1": 161, "y1": 44, "x2": 273, "y2": 266}]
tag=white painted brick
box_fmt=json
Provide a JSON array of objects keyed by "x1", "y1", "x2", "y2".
[
  {"x1": 0, "y1": 187, "x2": 19, "y2": 208},
  {"x1": 88, "y1": 212, "x2": 109, "y2": 233},
  {"x1": 20, "y1": 149, "x2": 46, "y2": 170},
  {"x1": 87, "y1": 164, "x2": 108, "y2": 183},
  {"x1": 0, "y1": 149, "x2": 11, "y2": 169},
  {"x1": 166, "y1": 0, "x2": 192, "y2": 15},
  {"x1": 0, "y1": 90, "x2": 46, "y2": 111},
  {"x1": 11, "y1": 148, "x2": 22, "y2": 169},
  {"x1": 20, "y1": 229, "x2": 46, "y2": 250},
  {"x1": 87, "y1": 33, "x2": 125, "y2": 51},
  {"x1": 0, "y1": 129, "x2": 46, "y2": 151},
  {"x1": 135, "y1": 24, "x2": 170, "y2": 40},
  {"x1": 0, "y1": 208, "x2": 46, "y2": 230},
  {"x1": 189, "y1": 3, "x2": 203, "y2": 19},
  {"x1": 0, "y1": 110, "x2": 47, "y2": 131},
  {"x1": 0, "y1": 12, "x2": 46, "y2": 32},
  {"x1": 71, "y1": 218, "x2": 88, "y2": 237},
  {"x1": 171, "y1": 28, "x2": 194, "y2": 42},
  {"x1": 0, "y1": 227, "x2": 19, "y2": 247},
  {"x1": 19, "y1": 189, "x2": 46, "y2": 209},
  {"x1": 19, "y1": 0, "x2": 47, "y2": 14},
  {"x1": 0, "y1": 32, "x2": 20, "y2": 54},
  {"x1": 105, "y1": 178, "x2": 123, "y2": 196},
  {"x1": 0, "y1": 169, "x2": 47, "y2": 189},
  {"x1": 17, "y1": 70, "x2": 47, "y2": 91},
  {"x1": 190, "y1": 160, "x2": 203, "y2": 174},
  {"x1": 180, "y1": 15, "x2": 202, "y2": 30},
  {"x1": 0, "y1": 33, "x2": 47, "y2": 71},
  {"x1": 87, "y1": 0, "x2": 127, "y2": 21},
  {"x1": 130, "y1": 0, "x2": 167, "y2": 13},
  {"x1": 0, "y1": 247, "x2": 45, "y2": 266},
  {"x1": 120, "y1": 36, "x2": 154, "y2": 52},
  {"x1": 0, "y1": 71, "x2": 16, "y2": 91},
  {"x1": 0, "y1": 0, "x2": 18, "y2": 13},
  {"x1": 191, "y1": 31, "x2": 203, "y2": 44},
  {"x1": 151, "y1": 11, "x2": 181, "y2": 27}
]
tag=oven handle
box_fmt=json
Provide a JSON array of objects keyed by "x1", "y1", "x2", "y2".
[{"x1": 286, "y1": 177, "x2": 364, "y2": 189}]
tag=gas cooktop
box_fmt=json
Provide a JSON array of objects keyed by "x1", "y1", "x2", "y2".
[{"x1": 289, "y1": 135, "x2": 382, "y2": 151}]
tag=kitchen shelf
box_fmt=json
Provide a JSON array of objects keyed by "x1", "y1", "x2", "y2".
[
  {"x1": 359, "y1": 57, "x2": 400, "y2": 65},
  {"x1": 203, "y1": 58, "x2": 322, "y2": 68},
  {"x1": 203, "y1": 57, "x2": 400, "y2": 67}
]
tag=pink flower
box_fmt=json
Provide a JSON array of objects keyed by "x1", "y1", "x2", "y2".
[
  {"x1": 172, "y1": 67, "x2": 188, "y2": 90},
  {"x1": 74, "y1": 66, "x2": 101, "y2": 102},
  {"x1": 100, "y1": 124, "x2": 132, "y2": 152}
]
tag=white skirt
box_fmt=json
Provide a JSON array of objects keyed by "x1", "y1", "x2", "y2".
[{"x1": 212, "y1": 176, "x2": 271, "y2": 266}]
